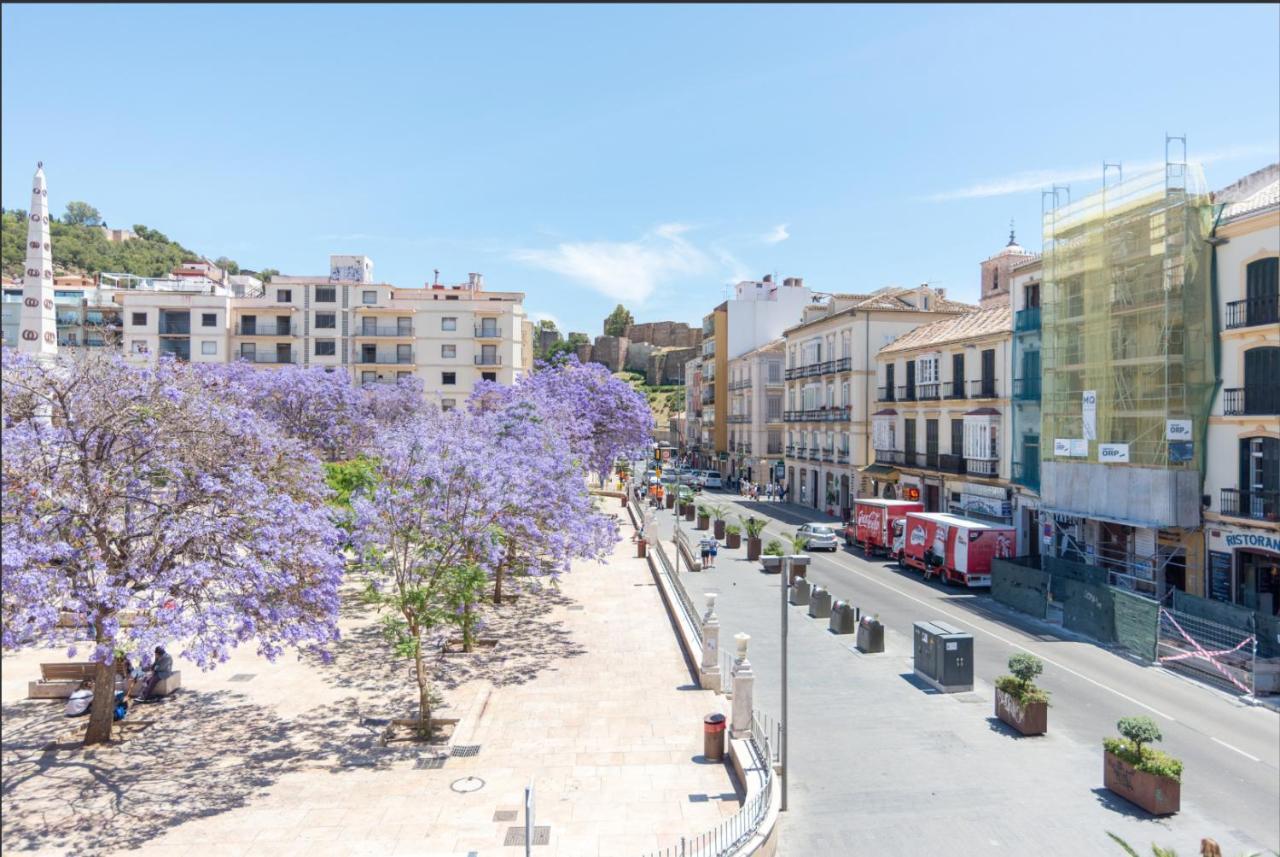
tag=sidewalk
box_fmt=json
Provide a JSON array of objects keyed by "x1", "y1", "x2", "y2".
[{"x1": 1, "y1": 516, "x2": 736, "y2": 857}]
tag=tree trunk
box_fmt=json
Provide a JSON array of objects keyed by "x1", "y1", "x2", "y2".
[
  {"x1": 462, "y1": 601, "x2": 474, "y2": 653},
  {"x1": 413, "y1": 639, "x2": 431, "y2": 739},
  {"x1": 84, "y1": 661, "x2": 116, "y2": 745}
]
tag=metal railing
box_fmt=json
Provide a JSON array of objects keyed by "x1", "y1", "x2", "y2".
[
  {"x1": 782, "y1": 407, "x2": 851, "y2": 423},
  {"x1": 917, "y1": 382, "x2": 940, "y2": 401},
  {"x1": 1220, "y1": 488, "x2": 1279, "y2": 521},
  {"x1": 875, "y1": 449, "x2": 904, "y2": 466},
  {"x1": 355, "y1": 353, "x2": 414, "y2": 364},
  {"x1": 1223, "y1": 386, "x2": 1278, "y2": 416},
  {"x1": 236, "y1": 351, "x2": 297, "y2": 364},
  {"x1": 938, "y1": 453, "x2": 966, "y2": 474},
  {"x1": 896, "y1": 385, "x2": 917, "y2": 402},
  {"x1": 1014, "y1": 306, "x2": 1042, "y2": 333},
  {"x1": 966, "y1": 458, "x2": 999, "y2": 476},
  {"x1": 355, "y1": 324, "x2": 412, "y2": 337},
  {"x1": 728, "y1": 378, "x2": 752, "y2": 391},
  {"x1": 945, "y1": 380, "x2": 966, "y2": 400},
  {"x1": 1225, "y1": 295, "x2": 1278, "y2": 329},
  {"x1": 1013, "y1": 378, "x2": 1041, "y2": 401},
  {"x1": 474, "y1": 354, "x2": 503, "y2": 366},
  {"x1": 969, "y1": 378, "x2": 999, "y2": 399},
  {"x1": 727, "y1": 414, "x2": 750, "y2": 424},
  {"x1": 237, "y1": 321, "x2": 296, "y2": 336},
  {"x1": 474, "y1": 324, "x2": 501, "y2": 338},
  {"x1": 876, "y1": 385, "x2": 896, "y2": 402}
]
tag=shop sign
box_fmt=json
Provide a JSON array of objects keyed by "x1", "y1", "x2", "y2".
[
  {"x1": 1223, "y1": 532, "x2": 1280, "y2": 554},
  {"x1": 1208, "y1": 551, "x2": 1232, "y2": 603},
  {"x1": 956, "y1": 481, "x2": 1007, "y2": 500},
  {"x1": 962, "y1": 494, "x2": 1011, "y2": 519}
]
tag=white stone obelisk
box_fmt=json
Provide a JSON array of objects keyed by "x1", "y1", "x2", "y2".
[{"x1": 19, "y1": 162, "x2": 57, "y2": 357}]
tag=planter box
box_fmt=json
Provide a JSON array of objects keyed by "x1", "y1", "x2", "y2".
[
  {"x1": 760, "y1": 556, "x2": 783, "y2": 573},
  {"x1": 684, "y1": 506, "x2": 695, "y2": 521},
  {"x1": 696, "y1": 515, "x2": 710, "y2": 531},
  {"x1": 1103, "y1": 751, "x2": 1180, "y2": 816},
  {"x1": 714, "y1": 521, "x2": 726, "y2": 539},
  {"x1": 726, "y1": 533, "x2": 741, "y2": 549},
  {"x1": 994, "y1": 688, "x2": 1047, "y2": 736},
  {"x1": 666, "y1": 494, "x2": 676, "y2": 509}
]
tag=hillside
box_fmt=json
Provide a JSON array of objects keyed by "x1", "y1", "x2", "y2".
[
  {"x1": 616, "y1": 370, "x2": 683, "y2": 432},
  {"x1": 1, "y1": 208, "x2": 233, "y2": 280}
]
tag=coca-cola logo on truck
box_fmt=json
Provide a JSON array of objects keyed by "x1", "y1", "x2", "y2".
[
  {"x1": 857, "y1": 507, "x2": 880, "y2": 532},
  {"x1": 908, "y1": 524, "x2": 927, "y2": 547}
]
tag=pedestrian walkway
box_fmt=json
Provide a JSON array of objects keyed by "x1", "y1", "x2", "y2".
[{"x1": 0, "y1": 516, "x2": 736, "y2": 857}]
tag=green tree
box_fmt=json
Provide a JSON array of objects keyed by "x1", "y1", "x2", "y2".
[
  {"x1": 603, "y1": 303, "x2": 635, "y2": 337},
  {"x1": 63, "y1": 201, "x2": 102, "y2": 226},
  {"x1": 258, "y1": 268, "x2": 280, "y2": 283},
  {"x1": 214, "y1": 256, "x2": 240, "y2": 275}
]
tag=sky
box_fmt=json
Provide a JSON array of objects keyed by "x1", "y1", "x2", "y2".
[{"x1": 3, "y1": 4, "x2": 1278, "y2": 335}]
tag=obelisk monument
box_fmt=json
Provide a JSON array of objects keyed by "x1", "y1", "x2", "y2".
[{"x1": 19, "y1": 162, "x2": 57, "y2": 357}]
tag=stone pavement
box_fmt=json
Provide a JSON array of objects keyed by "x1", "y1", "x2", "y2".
[{"x1": 0, "y1": 513, "x2": 737, "y2": 857}]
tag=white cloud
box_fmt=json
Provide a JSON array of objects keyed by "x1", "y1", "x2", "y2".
[
  {"x1": 528, "y1": 309, "x2": 562, "y2": 330},
  {"x1": 925, "y1": 144, "x2": 1278, "y2": 202},
  {"x1": 762, "y1": 223, "x2": 790, "y2": 244},
  {"x1": 513, "y1": 223, "x2": 713, "y2": 304}
]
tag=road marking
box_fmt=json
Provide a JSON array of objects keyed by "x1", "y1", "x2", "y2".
[
  {"x1": 717, "y1": 496, "x2": 1180, "y2": 723},
  {"x1": 1212, "y1": 736, "x2": 1262, "y2": 762}
]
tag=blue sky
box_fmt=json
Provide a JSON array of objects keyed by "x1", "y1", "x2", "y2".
[{"x1": 3, "y1": 4, "x2": 1277, "y2": 335}]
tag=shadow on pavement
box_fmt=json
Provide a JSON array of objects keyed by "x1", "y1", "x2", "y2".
[{"x1": 898, "y1": 672, "x2": 941, "y2": 695}]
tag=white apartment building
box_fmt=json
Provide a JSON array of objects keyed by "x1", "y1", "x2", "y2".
[
  {"x1": 2, "y1": 274, "x2": 123, "y2": 350},
  {"x1": 727, "y1": 339, "x2": 785, "y2": 484},
  {"x1": 1203, "y1": 164, "x2": 1279, "y2": 614},
  {"x1": 118, "y1": 256, "x2": 528, "y2": 408}
]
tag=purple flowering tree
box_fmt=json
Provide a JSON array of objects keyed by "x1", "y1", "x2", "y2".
[{"x1": 1, "y1": 353, "x2": 344, "y2": 745}]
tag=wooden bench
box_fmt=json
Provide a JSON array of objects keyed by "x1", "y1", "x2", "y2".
[{"x1": 28, "y1": 661, "x2": 181, "y2": 700}]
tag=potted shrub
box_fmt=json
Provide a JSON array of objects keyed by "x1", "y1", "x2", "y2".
[
  {"x1": 994, "y1": 653, "x2": 1049, "y2": 736},
  {"x1": 710, "y1": 505, "x2": 728, "y2": 539},
  {"x1": 784, "y1": 533, "x2": 810, "y2": 583},
  {"x1": 742, "y1": 516, "x2": 766, "y2": 560},
  {"x1": 696, "y1": 504, "x2": 711, "y2": 531},
  {"x1": 724, "y1": 523, "x2": 741, "y2": 549},
  {"x1": 1103, "y1": 716, "x2": 1182, "y2": 816},
  {"x1": 665, "y1": 492, "x2": 676, "y2": 509},
  {"x1": 760, "y1": 538, "x2": 785, "y2": 573}
]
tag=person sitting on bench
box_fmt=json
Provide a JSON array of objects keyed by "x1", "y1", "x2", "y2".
[
  {"x1": 136, "y1": 646, "x2": 173, "y2": 702},
  {"x1": 65, "y1": 680, "x2": 93, "y2": 717}
]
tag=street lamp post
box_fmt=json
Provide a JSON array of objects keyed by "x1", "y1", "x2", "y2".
[{"x1": 780, "y1": 553, "x2": 793, "y2": 812}]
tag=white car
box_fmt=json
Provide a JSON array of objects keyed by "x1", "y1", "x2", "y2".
[
  {"x1": 700, "y1": 471, "x2": 723, "y2": 489},
  {"x1": 796, "y1": 523, "x2": 839, "y2": 551}
]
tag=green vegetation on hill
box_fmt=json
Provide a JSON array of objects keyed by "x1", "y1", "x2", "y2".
[{"x1": 614, "y1": 370, "x2": 683, "y2": 428}]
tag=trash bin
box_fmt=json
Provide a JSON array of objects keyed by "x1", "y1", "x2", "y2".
[
  {"x1": 856, "y1": 616, "x2": 885, "y2": 653},
  {"x1": 808, "y1": 586, "x2": 832, "y2": 619},
  {"x1": 829, "y1": 601, "x2": 856, "y2": 634},
  {"x1": 703, "y1": 713, "x2": 726, "y2": 761},
  {"x1": 636, "y1": 538, "x2": 647, "y2": 559},
  {"x1": 788, "y1": 578, "x2": 811, "y2": 607}
]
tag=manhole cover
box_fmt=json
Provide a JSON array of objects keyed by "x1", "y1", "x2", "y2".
[
  {"x1": 227, "y1": 674, "x2": 256, "y2": 682},
  {"x1": 451, "y1": 776, "x2": 485, "y2": 793},
  {"x1": 451, "y1": 744, "x2": 481, "y2": 758},
  {"x1": 493, "y1": 809, "x2": 518, "y2": 821},
  {"x1": 416, "y1": 756, "x2": 446, "y2": 770},
  {"x1": 503, "y1": 825, "x2": 550, "y2": 846}
]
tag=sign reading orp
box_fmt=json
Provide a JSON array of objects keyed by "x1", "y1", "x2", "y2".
[{"x1": 1099, "y1": 443, "x2": 1130, "y2": 463}]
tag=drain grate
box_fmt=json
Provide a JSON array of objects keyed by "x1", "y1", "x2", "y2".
[
  {"x1": 503, "y1": 826, "x2": 550, "y2": 846},
  {"x1": 227, "y1": 674, "x2": 256, "y2": 682},
  {"x1": 415, "y1": 756, "x2": 447, "y2": 770},
  {"x1": 451, "y1": 744, "x2": 481, "y2": 758},
  {"x1": 493, "y1": 809, "x2": 518, "y2": 822}
]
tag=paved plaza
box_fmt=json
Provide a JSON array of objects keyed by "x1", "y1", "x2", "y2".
[{"x1": 0, "y1": 515, "x2": 737, "y2": 857}]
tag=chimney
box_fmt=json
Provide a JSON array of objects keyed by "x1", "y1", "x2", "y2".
[
  {"x1": 793, "y1": 277, "x2": 803, "y2": 289},
  {"x1": 783, "y1": 277, "x2": 795, "y2": 288},
  {"x1": 763, "y1": 274, "x2": 773, "y2": 284}
]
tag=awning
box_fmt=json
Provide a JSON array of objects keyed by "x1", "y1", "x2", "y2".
[{"x1": 858, "y1": 464, "x2": 899, "y2": 480}]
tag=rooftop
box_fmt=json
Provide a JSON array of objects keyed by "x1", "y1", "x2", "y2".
[
  {"x1": 1215, "y1": 162, "x2": 1280, "y2": 224},
  {"x1": 785, "y1": 287, "x2": 975, "y2": 336},
  {"x1": 878, "y1": 304, "x2": 1011, "y2": 355}
]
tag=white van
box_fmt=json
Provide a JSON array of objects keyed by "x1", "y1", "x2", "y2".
[{"x1": 700, "y1": 470, "x2": 723, "y2": 489}]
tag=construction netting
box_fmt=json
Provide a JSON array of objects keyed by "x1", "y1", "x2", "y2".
[{"x1": 1040, "y1": 161, "x2": 1214, "y2": 470}]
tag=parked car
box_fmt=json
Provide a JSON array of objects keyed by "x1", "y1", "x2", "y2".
[
  {"x1": 700, "y1": 470, "x2": 723, "y2": 489},
  {"x1": 796, "y1": 523, "x2": 839, "y2": 551}
]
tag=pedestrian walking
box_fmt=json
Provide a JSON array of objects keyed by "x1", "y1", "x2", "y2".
[{"x1": 699, "y1": 535, "x2": 715, "y2": 568}]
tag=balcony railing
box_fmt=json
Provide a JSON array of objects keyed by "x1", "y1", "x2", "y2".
[
  {"x1": 807, "y1": 449, "x2": 821, "y2": 461},
  {"x1": 945, "y1": 379, "x2": 966, "y2": 400},
  {"x1": 877, "y1": 385, "x2": 896, "y2": 402},
  {"x1": 727, "y1": 414, "x2": 751, "y2": 424},
  {"x1": 1223, "y1": 386, "x2": 1279, "y2": 416},
  {"x1": 938, "y1": 453, "x2": 967, "y2": 475},
  {"x1": 785, "y1": 444, "x2": 796, "y2": 456},
  {"x1": 728, "y1": 378, "x2": 753, "y2": 391},
  {"x1": 356, "y1": 325, "x2": 413, "y2": 337},
  {"x1": 784, "y1": 363, "x2": 824, "y2": 380},
  {"x1": 836, "y1": 450, "x2": 849, "y2": 464},
  {"x1": 917, "y1": 382, "x2": 941, "y2": 401},
  {"x1": 56, "y1": 314, "x2": 80, "y2": 326},
  {"x1": 474, "y1": 324, "x2": 501, "y2": 338},
  {"x1": 237, "y1": 322, "x2": 297, "y2": 336},
  {"x1": 783, "y1": 407, "x2": 851, "y2": 422},
  {"x1": 969, "y1": 378, "x2": 999, "y2": 399},
  {"x1": 966, "y1": 458, "x2": 999, "y2": 476},
  {"x1": 1012, "y1": 460, "x2": 1040, "y2": 491},
  {"x1": 1220, "y1": 488, "x2": 1279, "y2": 521},
  {"x1": 158, "y1": 322, "x2": 191, "y2": 335},
  {"x1": 823, "y1": 357, "x2": 852, "y2": 375},
  {"x1": 874, "y1": 449, "x2": 905, "y2": 466},
  {"x1": 1013, "y1": 378, "x2": 1041, "y2": 401},
  {"x1": 897, "y1": 385, "x2": 917, "y2": 402},
  {"x1": 474, "y1": 354, "x2": 503, "y2": 366},
  {"x1": 1225, "y1": 295, "x2": 1279, "y2": 330},
  {"x1": 1015, "y1": 306, "x2": 1042, "y2": 333},
  {"x1": 767, "y1": 444, "x2": 784, "y2": 455},
  {"x1": 236, "y1": 352, "x2": 297, "y2": 364},
  {"x1": 356, "y1": 353, "x2": 415, "y2": 364}
]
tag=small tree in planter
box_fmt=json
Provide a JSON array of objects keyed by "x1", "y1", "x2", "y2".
[
  {"x1": 760, "y1": 538, "x2": 786, "y2": 573},
  {"x1": 695, "y1": 504, "x2": 711, "y2": 531},
  {"x1": 1103, "y1": 716, "x2": 1182, "y2": 816},
  {"x1": 724, "y1": 523, "x2": 742, "y2": 549},
  {"x1": 784, "y1": 533, "x2": 810, "y2": 583},
  {"x1": 994, "y1": 653, "x2": 1049, "y2": 735},
  {"x1": 742, "y1": 516, "x2": 766, "y2": 560},
  {"x1": 710, "y1": 505, "x2": 728, "y2": 539}
]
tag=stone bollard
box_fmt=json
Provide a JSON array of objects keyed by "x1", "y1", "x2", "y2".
[
  {"x1": 730, "y1": 632, "x2": 754, "y2": 739},
  {"x1": 700, "y1": 592, "x2": 721, "y2": 693}
]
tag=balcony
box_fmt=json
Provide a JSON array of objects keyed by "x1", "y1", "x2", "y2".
[
  {"x1": 966, "y1": 458, "x2": 999, "y2": 477},
  {"x1": 786, "y1": 444, "x2": 796, "y2": 456},
  {"x1": 474, "y1": 324, "x2": 501, "y2": 338},
  {"x1": 945, "y1": 380, "x2": 967, "y2": 400},
  {"x1": 1225, "y1": 295, "x2": 1279, "y2": 330},
  {"x1": 767, "y1": 444, "x2": 784, "y2": 455},
  {"x1": 917, "y1": 382, "x2": 941, "y2": 401},
  {"x1": 355, "y1": 353, "x2": 415, "y2": 365},
  {"x1": 807, "y1": 449, "x2": 821, "y2": 461},
  {"x1": 727, "y1": 414, "x2": 751, "y2": 424},
  {"x1": 1012, "y1": 460, "x2": 1040, "y2": 491},
  {"x1": 969, "y1": 378, "x2": 999, "y2": 399},
  {"x1": 237, "y1": 321, "x2": 297, "y2": 336},
  {"x1": 874, "y1": 449, "x2": 905, "y2": 466},
  {"x1": 822, "y1": 357, "x2": 852, "y2": 375},
  {"x1": 728, "y1": 378, "x2": 753, "y2": 391},
  {"x1": 785, "y1": 363, "x2": 824, "y2": 380},
  {"x1": 1013, "y1": 378, "x2": 1041, "y2": 401},
  {"x1": 158, "y1": 322, "x2": 191, "y2": 335},
  {"x1": 56, "y1": 313, "x2": 80, "y2": 326},
  {"x1": 701, "y1": 341, "x2": 716, "y2": 358},
  {"x1": 474, "y1": 354, "x2": 503, "y2": 366},
  {"x1": 939, "y1": 453, "x2": 967, "y2": 475},
  {"x1": 1220, "y1": 488, "x2": 1279, "y2": 522},
  {"x1": 877, "y1": 385, "x2": 896, "y2": 403},
  {"x1": 237, "y1": 352, "x2": 297, "y2": 365},
  {"x1": 783, "y1": 407, "x2": 851, "y2": 423},
  {"x1": 356, "y1": 325, "x2": 413, "y2": 338},
  {"x1": 701, "y1": 389, "x2": 715, "y2": 405},
  {"x1": 1015, "y1": 306, "x2": 1042, "y2": 333},
  {"x1": 896, "y1": 385, "x2": 917, "y2": 402},
  {"x1": 1223, "y1": 386, "x2": 1278, "y2": 416},
  {"x1": 820, "y1": 449, "x2": 834, "y2": 462},
  {"x1": 836, "y1": 450, "x2": 849, "y2": 464}
]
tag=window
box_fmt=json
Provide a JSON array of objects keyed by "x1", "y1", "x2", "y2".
[
  {"x1": 315, "y1": 287, "x2": 336, "y2": 303},
  {"x1": 277, "y1": 289, "x2": 292, "y2": 303},
  {"x1": 362, "y1": 290, "x2": 377, "y2": 305},
  {"x1": 397, "y1": 371, "x2": 411, "y2": 380},
  {"x1": 131, "y1": 340, "x2": 147, "y2": 354},
  {"x1": 917, "y1": 354, "x2": 939, "y2": 385},
  {"x1": 131, "y1": 312, "x2": 147, "y2": 326},
  {"x1": 442, "y1": 317, "x2": 457, "y2": 331},
  {"x1": 396, "y1": 344, "x2": 412, "y2": 363},
  {"x1": 361, "y1": 371, "x2": 376, "y2": 385},
  {"x1": 240, "y1": 343, "x2": 256, "y2": 359},
  {"x1": 767, "y1": 395, "x2": 782, "y2": 422},
  {"x1": 201, "y1": 341, "x2": 217, "y2": 356},
  {"x1": 482, "y1": 371, "x2": 497, "y2": 382},
  {"x1": 315, "y1": 312, "x2": 336, "y2": 329},
  {"x1": 315, "y1": 339, "x2": 336, "y2": 356},
  {"x1": 441, "y1": 344, "x2": 456, "y2": 358},
  {"x1": 201, "y1": 313, "x2": 217, "y2": 327},
  {"x1": 442, "y1": 371, "x2": 456, "y2": 385},
  {"x1": 441, "y1": 398, "x2": 456, "y2": 412},
  {"x1": 397, "y1": 317, "x2": 412, "y2": 335}
]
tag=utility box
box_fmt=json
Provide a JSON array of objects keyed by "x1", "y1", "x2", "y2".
[
  {"x1": 856, "y1": 617, "x2": 885, "y2": 653},
  {"x1": 789, "y1": 578, "x2": 811, "y2": 607},
  {"x1": 829, "y1": 601, "x2": 856, "y2": 634},
  {"x1": 808, "y1": 586, "x2": 832, "y2": 619},
  {"x1": 912, "y1": 621, "x2": 973, "y2": 692}
]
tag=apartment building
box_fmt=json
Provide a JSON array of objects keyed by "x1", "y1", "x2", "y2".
[
  {"x1": 726, "y1": 339, "x2": 785, "y2": 484},
  {"x1": 1203, "y1": 163, "x2": 1279, "y2": 614},
  {"x1": 782, "y1": 285, "x2": 973, "y2": 516},
  {"x1": 872, "y1": 305, "x2": 1013, "y2": 525},
  {"x1": 118, "y1": 256, "x2": 528, "y2": 407},
  {"x1": 1009, "y1": 255, "x2": 1045, "y2": 555},
  {"x1": 683, "y1": 354, "x2": 704, "y2": 466},
  {"x1": 2, "y1": 274, "x2": 122, "y2": 350}
]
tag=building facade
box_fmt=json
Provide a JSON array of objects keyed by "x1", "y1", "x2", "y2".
[
  {"x1": 1009, "y1": 255, "x2": 1045, "y2": 557},
  {"x1": 1203, "y1": 164, "x2": 1279, "y2": 614},
  {"x1": 727, "y1": 339, "x2": 785, "y2": 485}
]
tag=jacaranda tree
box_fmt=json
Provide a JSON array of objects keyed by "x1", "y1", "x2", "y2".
[{"x1": 1, "y1": 352, "x2": 344, "y2": 744}]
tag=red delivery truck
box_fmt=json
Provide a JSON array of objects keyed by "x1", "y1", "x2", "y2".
[
  {"x1": 845, "y1": 498, "x2": 923, "y2": 555},
  {"x1": 899, "y1": 512, "x2": 1016, "y2": 588}
]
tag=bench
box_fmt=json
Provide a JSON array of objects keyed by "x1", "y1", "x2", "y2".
[{"x1": 29, "y1": 661, "x2": 181, "y2": 700}]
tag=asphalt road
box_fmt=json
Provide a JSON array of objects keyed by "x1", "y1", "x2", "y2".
[{"x1": 643, "y1": 490, "x2": 1280, "y2": 854}]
